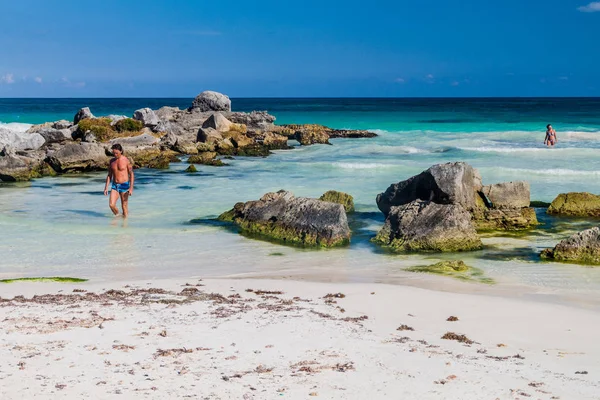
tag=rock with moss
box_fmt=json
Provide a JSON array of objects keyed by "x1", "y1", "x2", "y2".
[
  {"x1": 530, "y1": 200, "x2": 551, "y2": 208},
  {"x1": 406, "y1": 260, "x2": 494, "y2": 284},
  {"x1": 547, "y1": 192, "x2": 600, "y2": 217},
  {"x1": 283, "y1": 124, "x2": 377, "y2": 142},
  {"x1": 260, "y1": 131, "x2": 291, "y2": 149},
  {"x1": 319, "y1": 190, "x2": 355, "y2": 213},
  {"x1": 0, "y1": 149, "x2": 55, "y2": 182},
  {"x1": 128, "y1": 149, "x2": 179, "y2": 169},
  {"x1": 219, "y1": 190, "x2": 350, "y2": 247},
  {"x1": 473, "y1": 207, "x2": 538, "y2": 231},
  {"x1": 45, "y1": 142, "x2": 110, "y2": 173},
  {"x1": 185, "y1": 164, "x2": 198, "y2": 173},
  {"x1": 541, "y1": 227, "x2": 600, "y2": 265},
  {"x1": 372, "y1": 200, "x2": 482, "y2": 252},
  {"x1": 295, "y1": 129, "x2": 331, "y2": 145},
  {"x1": 197, "y1": 127, "x2": 224, "y2": 144},
  {"x1": 73, "y1": 107, "x2": 95, "y2": 124}
]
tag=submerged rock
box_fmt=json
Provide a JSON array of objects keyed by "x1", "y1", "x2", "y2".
[
  {"x1": 319, "y1": 190, "x2": 355, "y2": 213},
  {"x1": 547, "y1": 192, "x2": 600, "y2": 217},
  {"x1": 185, "y1": 164, "x2": 197, "y2": 173},
  {"x1": 541, "y1": 227, "x2": 600, "y2": 265},
  {"x1": 187, "y1": 152, "x2": 225, "y2": 166},
  {"x1": 405, "y1": 260, "x2": 494, "y2": 284},
  {"x1": 372, "y1": 200, "x2": 482, "y2": 252},
  {"x1": 190, "y1": 91, "x2": 231, "y2": 112},
  {"x1": 218, "y1": 190, "x2": 350, "y2": 247},
  {"x1": 376, "y1": 162, "x2": 481, "y2": 217}
]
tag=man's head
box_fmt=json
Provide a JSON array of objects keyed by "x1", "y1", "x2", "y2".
[{"x1": 111, "y1": 143, "x2": 123, "y2": 157}]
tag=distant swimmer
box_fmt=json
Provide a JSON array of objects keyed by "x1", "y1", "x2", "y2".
[
  {"x1": 104, "y1": 143, "x2": 134, "y2": 218},
  {"x1": 544, "y1": 124, "x2": 557, "y2": 147}
]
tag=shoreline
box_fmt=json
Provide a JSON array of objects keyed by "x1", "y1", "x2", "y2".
[{"x1": 1, "y1": 277, "x2": 599, "y2": 399}]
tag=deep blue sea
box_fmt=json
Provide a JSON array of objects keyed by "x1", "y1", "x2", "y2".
[{"x1": 2, "y1": 97, "x2": 600, "y2": 307}]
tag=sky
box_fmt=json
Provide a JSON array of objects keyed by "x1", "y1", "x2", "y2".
[{"x1": 0, "y1": 0, "x2": 599, "y2": 97}]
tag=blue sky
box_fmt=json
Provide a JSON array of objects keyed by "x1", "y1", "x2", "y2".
[{"x1": 0, "y1": 0, "x2": 599, "y2": 97}]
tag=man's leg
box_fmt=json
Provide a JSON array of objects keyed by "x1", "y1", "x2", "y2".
[
  {"x1": 109, "y1": 189, "x2": 120, "y2": 215},
  {"x1": 120, "y1": 192, "x2": 130, "y2": 218}
]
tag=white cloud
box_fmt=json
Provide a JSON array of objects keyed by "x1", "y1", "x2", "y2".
[
  {"x1": 34, "y1": 77, "x2": 43, "y2": 83},
  {"x1": 577, "y1": 2, "x2": 600, "y2": 12},
  {"x1": 1, "y1": 73, "x2": 15, "y2": 84},
  {"x1": 395, "y1": 78, "x2": 405, "y2": 84}
]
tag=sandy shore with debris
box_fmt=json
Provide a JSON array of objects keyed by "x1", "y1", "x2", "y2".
[{"x1": 1, "y1": 278, "x2": 599, "y2": 400}]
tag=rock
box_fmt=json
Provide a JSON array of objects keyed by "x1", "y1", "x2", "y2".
[
  {"x1": 283, "y1": 124, "x2": 377, "y2": 141},
  {"x1": 481, "y1": 181, "x2": 530, "y2": 209},
  {"x1": 409, "y1": 260, "x2": 470, "y2": 273},
  {"x1": 372, "y1": 200, "x2": 482, "y2": 252},
  {"x1": 259, "y1": 132, "x2": 290, "y2": 149},
  {"x1": 173, "y1": 141, "x2": 199, "y2": 155},
  {"x1": 197, "y1": 127, "x2": 224, "y2": 144},
  {"x1": 127, "y1": 149, "x2": 179, "y2": 169},
  {"x1": 319, "y1": 190, "x2": 355, "y2": 213},
  {"x1": 82, "y1": 132, "x2": 97, "y2": 143},
  {"x1": 202, "y1": 113, "x2": 247, "y2": 133},
  {"x1": 0, "y1": 127, "x2": 45, "y2": 152},
  {"x1": 191, "y1": 91, "x2": 231, "y2": 112},
  {"x1": 541, "y1": 227, "x2": 600, "y2": 265},
  {"x1": 0, "y1": 150, "x2": 54, "y2": 182},
  {"x1": 133, "y1": 108, "x2": 160, "y2": 127},
  {"x1": 38, "y1": 128, "x2": 73, "y2": 144},
  {"x1": 107, "y1": 115, "x2": 127, "y2": 126},
  {"x1": 547, "y1": 192, "x2": 600, "y2": 217},
  {"x1": 472, "y1": 207, "x2": 537, "y2": 231},
  {"x1": 328, "y1": 129, "x2": 378, "y2": 139},
  {"x1": 187, "y1": 152, "x2": 225, "y2": 166},
  {"x1": 223, "y1": 131, "x2": 254, "y2": 149},
  {"x1": 196, "y1": 143, "x2": 215, "y2": 153},
  {"x1": 155, "y1": 106, "x2": 184, "y2": 121},
  {"x1": 73, "y1": 107, "x2": 95, "y2": 124},
  {"x1": 109, "y1": 133, "x2": 159, "y2": 152},
  {"x1": 215, "y1": 138, "x2": 234, "y2": 154},
  {"x1": 26, "y1": 122, "x2": 53, "y2": 133},
  {"x1": 376, "y1": 162, "x2": 481, "y2": 217},
  {"x1": 185, "y1": 164, "x2": 197, "y2": 173},
  {"x1": 52, "y1": 120, "x2": 72, "y2": 130},
  {"x1": 226, "y1": 111, "x2": 276, "y2": 129},
  {"x1": 295, "y1": 129, "x2": 331, "y2": 145},
  {"x1": 218, "y1": 190, "x2": 351, "y2": 247},
  {"x1": 45, "y1": 142, "x2": 110, "y2": 173}
]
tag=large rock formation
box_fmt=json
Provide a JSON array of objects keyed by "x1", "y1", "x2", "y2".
[
  {"x1": 541, "y1": 227, "x2": 600, "y2": 265},
  {"x1": 45, "y1": 143, "x2": 110, "y2": 173},
  {"x1": 474, "y1": 181, "x2": 537, "y2": 230},
  {"x1": 376, "y1": 162, "x2": 481, "y2": 216},
  {"x1": 218, "y1": 190, "x2": 350, "y2": 247},
  {"x1": 0, "y1": 127, "x2": 45, "y2": 152},
  {"x1": 481, "y1": 182, "x2": 530, "y2": 209},
  {"x1": 190, "y1": 91, "x2": 231, "y2": 112},
  {"x1": 372, "y1": 200, "x2": 483, "y2": 252},
  {"x1": 547, "y1": 192, "x2": 600, "y2": 217}
]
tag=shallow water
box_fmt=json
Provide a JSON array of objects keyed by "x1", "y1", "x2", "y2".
[{"x1": 1, "y1": 98, "x2": 600, "y2": 308}]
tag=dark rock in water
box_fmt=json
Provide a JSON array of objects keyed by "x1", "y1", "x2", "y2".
[
  {"x1": 541, "y1": 227, "x2": 600, "y2": 265},
  {"x1": 481, "y1": 181, "x2": 530, "y2": 209},
  {"x1": 73, "y1": 107, "x2": 95, "y2": 124},
  {"x1": 372, "y1": 200, "x2": 482, "y2": 252},
  {"x1": 218, "y1": 190, "x2": 350, "y2": 247},
  {"x1": 185, "y1": 164, "x2": 197, "y2": 173},
  {"x1": 319, "y1": 190, "x2": 355, "y2": 213},
  {"x1": 282, "y1": 124, "x2": 377, "y2": 143},
  {"x1": 190, "y1": 91, "x2": 231, "y2": 112},
  {"x1": 547, "y1": 192, "x2": 600, "y2": 217},
  {"x1": 472, "y1": 207, "x2": 537, "y2": 231},
  {"x1": 530, "y1": 200, "x2": 551, "y2": 208},
  {"x1": 45, "y1": 142, "x2": 110, "y2": 173},
  {"x1": 187, "y1": 152, "x2": 225, "y2": 166},
  {"x1": 133, "y1": 108, "x2": 160, "y2": 127},
  {"x1": 127, "y1": 149, "x2": 179, "y2": 169},
  {"x1": 376, "y1": 162, "x2": 481, "y2": 217}
]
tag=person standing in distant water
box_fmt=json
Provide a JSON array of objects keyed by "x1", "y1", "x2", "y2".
[
  {"x1": 544, "y1": 124, "x2": 557, "y2": 147},
  {"x1": 104, "y1": 144, "x2": 134, "y2": 218}
]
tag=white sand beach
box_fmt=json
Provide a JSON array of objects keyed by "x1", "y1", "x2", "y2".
[{"x1": 1, "y1": 277, "x2": 598, "y2": 400}]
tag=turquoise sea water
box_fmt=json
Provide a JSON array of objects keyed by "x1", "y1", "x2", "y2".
[{"x1": 2, "y1": 98, "x2": 600, "y2": 307}]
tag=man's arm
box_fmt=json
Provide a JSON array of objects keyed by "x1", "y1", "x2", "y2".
[
  {"x1": 128, "y1": 161, "x2": 134, "y2": 196},
  {"x1": 104, "y1": 163, "x2": 113, "y2": 195}
]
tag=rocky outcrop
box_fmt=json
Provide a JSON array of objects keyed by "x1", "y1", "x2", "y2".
[
  {"x1": 218, "y1": 190, "x2": 350, "y2": 247},
  {"x1": 73, "y1": 107, "x2": 94, "y2": 124},
  {"x1": 0, "y1": 127, "x2": 45, "y2": 151},
  {"x1": 190, "y1": 91, "x2": 231, "y2": 112},
  {"x1": 226, "y1": 111, "x2": 276, "y2": 129},
  {"x1": 372, "y1": 200, "x2": 483, "y2": 252},
  {"x1": 376, "y1": 162, "x2": 481, "y2": 216},
  {"x1": 202, "y1": 113, "x2": 246, "y2": 133},
  {"x1": 319, "y1": 191, "x2": 355, "y2": 213},
  {"x1": 133, "y1": 108, "x2": 160, "y2": 127},
  {"x1": 45, "y1": 143, "x2": 110, "y2": 173},
  {"x1": 541, "y1": 227, "x2": 600, "y2": 265},
  {"x1": 282, "y1": 124, "x2": 377, "y2": 144},
  {"x1": 547, "y1": 192, "x2": 600, "y2": 217},
  {"x1": 0, "y1": 149, "x2": 54, "y2": 182},
  {"x1": 481, "y1": 182, "x2": 530, "y2": 209},
  {"x1": 296, "y1": 129, "x2": 331, "y2": 145}
]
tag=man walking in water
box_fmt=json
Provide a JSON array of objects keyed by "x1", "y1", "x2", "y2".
[
  {"x1": 544, "y1": 124, "x2": 557, "y2": 147},
  {"x1": 104, "y1": 143, "x2": 134, "y2": 218}
]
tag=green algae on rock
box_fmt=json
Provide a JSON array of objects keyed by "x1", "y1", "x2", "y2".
[
  {"x1": 185, "y1": 164, "x2": 198, "y2": 173},
  {"x1": 319, "y1": 190, "x2": 355, "y2": 213},
  {"x1": 0, "y1": 277, "x2": 88, "y2": 284},
  {"x1": 541, "y1": 227, "x2": 600, "y2": 265},
  {"x1": 547, "y1": 192, "x2": 600, "y2": 217},
  {"x1": 406, "y1": 260, "x2": 494, "y2": 284},
  {"x1": 530, "y1": 201, "x2": 551, "y2": 208},
  {"x1": 217, "y1": 191, "x2": 351, "y2": 248}
]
